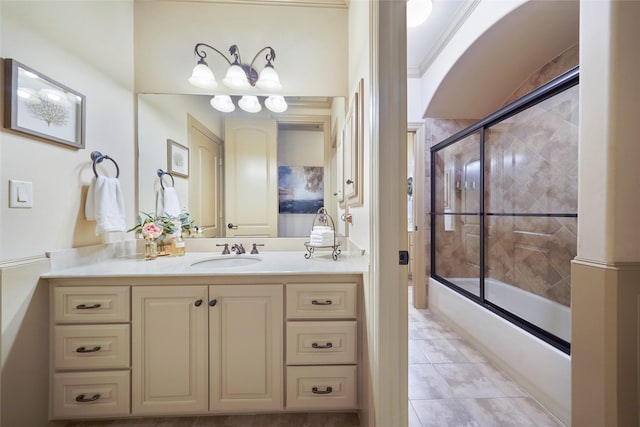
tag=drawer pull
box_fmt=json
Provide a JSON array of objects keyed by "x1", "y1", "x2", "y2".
[
  {"x1": 75, "y1": 393, "x2": 101, "y2": 403},
  {"x1": 75, "y1": 303, "x2": 101, "y2": 310},
  {"x1": 312, "y1": 386, "x2": 333, "y2": 395},
  {"x1": 312, "y1": 342, "x2": 333, "y2": 349},
  {"x1": 311, "y1": 300, "x2": 332, "y2": 306},
  {"x1": 76, "y1": 346, "x2": 101, "y2": 353}
]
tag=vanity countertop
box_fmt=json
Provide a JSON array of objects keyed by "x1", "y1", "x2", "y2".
[{"x1": 43, "y1": 250, "x2": 368, "y2": 279}]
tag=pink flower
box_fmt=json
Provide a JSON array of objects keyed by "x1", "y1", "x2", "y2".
[{"x1": 142, "y1": 222, "x2": 163, "y2": 240}]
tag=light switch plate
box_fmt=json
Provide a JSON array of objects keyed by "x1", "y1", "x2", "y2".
[{"x1": 9, "y1": 180, "x2": 33, "y2": 208}]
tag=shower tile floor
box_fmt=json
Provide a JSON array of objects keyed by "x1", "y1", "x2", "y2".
[{"x1": 65, "y1": 290, "x2": 564, "y2": 427}]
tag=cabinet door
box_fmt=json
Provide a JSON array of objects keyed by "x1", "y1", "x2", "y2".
[
  {"x1": 132, "y1": 286, "x2": 208, "y2": 415},
  {"x1": 209, "y1": 284, "x2": 283, "y2": 412}
]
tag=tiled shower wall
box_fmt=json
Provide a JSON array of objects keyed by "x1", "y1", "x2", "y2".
[
  {"x1": 424, "y1": 45, "x2": 579, "y2": 308},
  {"x1": 485, "y1": 86, "x2": 579, "y2": 306}
]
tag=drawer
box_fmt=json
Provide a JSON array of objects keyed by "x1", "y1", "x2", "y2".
[
  {"x1": 286, "y1": 365, "x2": 356, "y2": 410},
  {"x1": 286, "y1": 283, "x2": 356, "y2": 319},
  {"x1": 54, "y1": 286, "x2": 130, "y2": 323},
  {"x1": 287, "y1": 321, "x2": 357, "y2": 365},
  {"x1": 51, "y1": 370, "x2": 130, "y2": 419},
  {"x1": 54, "y1": 324, "x2": 130, "y2": 370}
]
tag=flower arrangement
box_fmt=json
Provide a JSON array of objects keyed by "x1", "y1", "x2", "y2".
[{"x1": 128, "y1": 212, "x2": 197, "y2": 242}]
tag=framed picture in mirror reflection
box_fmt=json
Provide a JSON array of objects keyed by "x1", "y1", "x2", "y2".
[{"x1": 167, "y1": 139, "x2": 189, "y2": 178}]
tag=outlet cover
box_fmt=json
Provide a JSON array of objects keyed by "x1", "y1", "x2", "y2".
[{"x1": 9, "y1": 180, "x2": 33, "y2": 208}]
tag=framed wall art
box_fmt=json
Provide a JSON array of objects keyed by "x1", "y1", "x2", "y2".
[
  {"x1": 344, "y1": 78, "x2": 364, "y2": 207},
  {"x1": 167, "y1": 139, "x2": 189, "y2": 178},
  {"x1": 3, "y1": 58, "x2": 86, "y2": 149}
]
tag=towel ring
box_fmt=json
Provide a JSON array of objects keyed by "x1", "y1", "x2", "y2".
[
  {"x1": 157, "y1": 169, "x2": 175, "y2": 190},
  {"x1": 91, "y1": 151, "x2": 120, "y2": 178}
]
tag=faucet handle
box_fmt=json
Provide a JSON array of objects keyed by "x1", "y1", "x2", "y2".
[
  {"x1": 251, "y1": 243, "x2": 264, "y2": 254},
  {"x1": 216, "y1": 243, "x2": 230, "y2": 254}
]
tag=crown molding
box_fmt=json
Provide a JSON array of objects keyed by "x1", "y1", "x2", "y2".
[{"x1": 160, "y1": 0, "x2": 348, "y2": 8}]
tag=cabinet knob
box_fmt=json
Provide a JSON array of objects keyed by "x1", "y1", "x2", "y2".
[
  {"x1": 209, "y1": 299, "x2": 218, "y2": 307},
  {"x1": 194, "y1": 299, "x2": 203, "y2": 307},
  {"x1": 346, "y1": 179, "x2": 354, "y2": 185}
]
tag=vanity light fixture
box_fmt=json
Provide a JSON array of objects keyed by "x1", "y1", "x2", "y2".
[{"x1": 189, "y1": 43, "x2": 287, "y2": 113}]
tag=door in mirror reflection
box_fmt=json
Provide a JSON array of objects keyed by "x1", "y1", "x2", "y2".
[
  {"x1": 189, "y1": 115, "x2": 223, "y2": 237},
  {"x1": 225, "y1": 118, "x2": 278, "y2": 237}
]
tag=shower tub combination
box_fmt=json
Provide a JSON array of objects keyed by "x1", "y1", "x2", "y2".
[
  {"x1": 446, "y1": 277, "x2": 570, "y2": 343},
  {"x1": 428, "y1": 68, "x2": 579, "y2": 426}
]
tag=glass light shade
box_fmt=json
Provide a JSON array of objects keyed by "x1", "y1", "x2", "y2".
[
  {"x1": 223, "y1": 64, "x2": 251, "y2": 90},
  {"x1": 238, "y1": 95, "x2": 262, "y2": 113},
  {"x1": 256, "y1": 66, "x2": 282, "y2": 91},
  {"x1": 265, "y1": 95, "x2": 288, "y2": 113},
  {"x1": 407, "y1": 0, "x2": 432, "y2": 28},
  {"x1": 188, "y1": 63, "x2": 218, "y2": 89},
  {"x1": 210, "y1": 95, "x2": 235, "y2": 113}
]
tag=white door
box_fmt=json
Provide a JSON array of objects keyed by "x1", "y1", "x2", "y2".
[
  {"x1": 224, "y1": 118, "x2": 278, "y2": 236},
  {"x1": 131, "y1": 286, "x2": 208, "y2": 415},
  {"x1": 209, "y1": 284, "x2": 283, "y2": 412},
  {"x1": 188, "y1": 115, "x2": 223, "y2": 237}
]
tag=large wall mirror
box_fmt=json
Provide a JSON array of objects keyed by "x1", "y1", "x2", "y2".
[{"x1": 137, "y1": 94, "x2": 345, "y2": 238}]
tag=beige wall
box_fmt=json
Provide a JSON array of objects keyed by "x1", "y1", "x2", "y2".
[
  {"x1": 0, "y1": 1, "x2": 136, "y2": 262},
  {"x1": 133, "y1": 1, "x2": 347, "y2": 98}
]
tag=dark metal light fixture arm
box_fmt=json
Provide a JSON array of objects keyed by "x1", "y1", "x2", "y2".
[
  {"x1": 249, "y1": 46, "x2": 277, "y2": 70},
  {"x1": 194, "y1": 43, "x2": 233, "y2": 66}
]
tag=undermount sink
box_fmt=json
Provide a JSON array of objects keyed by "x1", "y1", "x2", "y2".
[{"x1": 190, "y1": 256, "x2": 262, "y2": 269}]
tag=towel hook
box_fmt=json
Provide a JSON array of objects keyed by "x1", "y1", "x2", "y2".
[
  {"x1": 91, "y1": 151, "x2": 120, "y2": 178},
  {"x1": 157, "y1": 169, "x2": 175, "y2": 190}
]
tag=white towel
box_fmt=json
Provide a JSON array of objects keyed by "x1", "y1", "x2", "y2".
[
  {"x1": 156, "y1": 187, "x2": 181, "y2": 217},
  {"x1": 309, "y1": 229, "x2": 334, "y2": 246},
  {"x1": 85, "y1": 176, "x2": 126, "y2": 234}
]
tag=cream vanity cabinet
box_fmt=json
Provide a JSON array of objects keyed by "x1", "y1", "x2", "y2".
[
  {"x1": 132, "y1": 284, "x2": 283, "y2": 415},
  {"x1": 49, "y1": 275, "x2": 360, "y2": 420},
  {"x1": 50, "y1": 285, "x2": 132, "y2": 419},
  {"x1": 285, "y1": 282, "x2": 358, "y2": 410}
]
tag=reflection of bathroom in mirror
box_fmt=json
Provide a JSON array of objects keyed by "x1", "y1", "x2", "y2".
[{"x1": 137, "y1": 94, "x2": 345, "y2": 238}]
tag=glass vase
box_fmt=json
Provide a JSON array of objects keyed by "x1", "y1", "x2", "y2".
[{"x1": 144, "y1": 239, "x2": 157, "y2": 260}]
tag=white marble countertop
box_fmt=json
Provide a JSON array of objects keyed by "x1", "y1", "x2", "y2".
[{"x1": 43, "y1": 250, "x2": 368, "y2": 279}]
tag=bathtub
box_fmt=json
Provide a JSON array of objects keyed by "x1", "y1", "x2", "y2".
[
  {"x1": 445, "y1": 277, "x2": 571, "y2": 342},
  {"x1": 429, "y1": 277, "x2": 571, "y2": 425}
]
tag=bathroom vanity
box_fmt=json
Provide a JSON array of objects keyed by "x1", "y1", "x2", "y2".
[{"x1": 45, "y1": 249, "x2": 366, "y2": 421}]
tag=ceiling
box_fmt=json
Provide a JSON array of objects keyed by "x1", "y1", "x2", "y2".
[
  {"x1": 407, "y1": 0, "x2": 479, "y2": 78},
  {"x1": 423, "y1": 0, "x2": 580, "y2": 119}
]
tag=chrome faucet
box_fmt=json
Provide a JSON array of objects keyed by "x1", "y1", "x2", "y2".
[{"x1": 231, "y1": 243, "x2": 245, "y2": 254}]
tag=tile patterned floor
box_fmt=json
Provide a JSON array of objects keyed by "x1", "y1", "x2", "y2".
[
  {"x1": 66, "y1": 292, "x2": 564, "y2": 427},
  {"x1": 408, "y1": 293, "x2": 566, "y2": 427}
]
